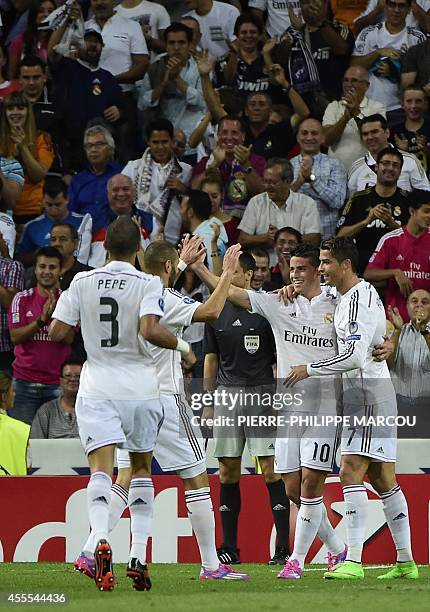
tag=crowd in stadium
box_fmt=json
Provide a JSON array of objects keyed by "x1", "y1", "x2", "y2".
[{"x1": 0, "y1": 0, "x2": 429, "y2": 582}]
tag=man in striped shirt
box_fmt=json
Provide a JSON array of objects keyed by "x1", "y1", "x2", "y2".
[
  {"x1": 286, "y1": 237, "x2": 418, "y2": 581},
  {"x1": 388, "y1": 289, "x2": 430, "y2": 438}
]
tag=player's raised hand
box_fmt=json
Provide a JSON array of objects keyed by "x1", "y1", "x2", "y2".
[
  {"x1": 284, "y1": 364, "x2": 309, "y2": 387},
  {"x1": 393, "y1": 270, "x2": 414, "y2": 298},
  {"x1": 222, "y1": 244, "x2": 242, "y2": 274},
  {"x1": 180, "y1": 234, "x2": 206, "y2": 266}
]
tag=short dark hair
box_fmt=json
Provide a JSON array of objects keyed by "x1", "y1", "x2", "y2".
[
  {"x1": 408, "y1": 189, "x2": 430, "y2": 210},
  {"x1": 234, "y1": 12, "x2": 263, "y2": 35},
  {"x1": 249, "y1": 247, "x2": 269, "y2": 265},
  {"x1": 218, "y1": 115, "x2": 247, "y2": 134},
  {"x1": 105, "y1": 216, "x2": 140, "y2": 257},
  {"x1": 290, "y1": 243, "x2": 320, "y2": 268},
  {"x1": 238, "y1": 252, "x2": 256, "y2": 273},
  {"x1": 61, "y1": 359, "x2": 83, "y2": 376},
  {"x1": 376, "y1": 146, "x2": 404, "y2": 169},
  {"x1": 18, "y1": 54, "x2": 46, "y2": 73},
  {"x1": 144, "y1": 240, "x2": 178, "y2": 276},
  {"x1": 51, "y1": 222, "x2": 79, "y2": 242},
  {"x1": 274, "y1": 226, "x2": 302, "y2": 244},
  {"x1": 320, "y1": 237, "x2": 359, "y2": 274},
  {"x1": 164, "y1": 22, "x2": 192, "y2": 43},
  {"x1": 402, "y1": 84, "x2": 427, "y2": 99},
  {"x1": 43, "y1": 177, "x2": 68, "y2": 199},
  {"x1": 35, "y1": 246, "x2": 63, "y2": 266},
  {"x1": 246, "y1": 91, "x2": 272, "y2": 108},
  {"x1": 186, "y1": 190, "x2": 212, "y2": 221},
  {"x1": 147, "y1": 117, "x2": 174, "y2": 140},
  {"x1": 359, "y1": 113, "x2": 388, "y2": 132}
]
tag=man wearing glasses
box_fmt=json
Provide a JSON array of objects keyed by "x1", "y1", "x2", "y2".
[
  {"x1": 30, "y1": 360, "x2": 82, "y2": 439},
  {"x1": 323, "y1": 65, "x2": 386, "y2": 171},
  {"x1": 337, "y1": 146, "x2": 411, "y2": 274}
]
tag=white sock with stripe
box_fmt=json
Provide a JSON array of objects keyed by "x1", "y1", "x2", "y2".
[
  {"x1": 83, "y1": 482, "x2": 129, "y2": 557},
  {"x1": 87, "y1": 471, "x2": 111, "y2": 545},
  {"x1": 343, "y1": 484, "x2": 368, "y2": 563},
  {"x1": 291, "y1": 497, "x2": 323, "y2": 568},
  {"x1": 129, "y1": 478, "x2": 154, "y2": 564},
  {"x1": 317, "y1": 502, "x2": 345, "y2": 555},
  {"x1": 185, "y1": 487, "x2": 219, "y2": 571},
  {"x1": 380, "y1": 485, "x2": 413, "y2": 562}
]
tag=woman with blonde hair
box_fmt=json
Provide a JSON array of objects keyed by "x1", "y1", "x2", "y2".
[{"x1": 0, "y1": 91, "x2": 54, "y2": 225}]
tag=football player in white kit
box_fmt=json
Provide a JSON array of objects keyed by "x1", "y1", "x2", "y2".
[
  {"x1": 75, "y1": 238, "x2": 250, "y2": 581},
  {"x1": 286, "y1": 237, "x2": 418, "y2": 581},
  {"x1": 191, "y1": 244, "x2": 350, "y2": 578},
  {"x1": 49, "y1": 217, "x2": 198, "y2": 592}
]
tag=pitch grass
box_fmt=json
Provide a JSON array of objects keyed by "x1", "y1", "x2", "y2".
[{"x1": 1, "y1": 563, "x2": 430, "y2": 612}]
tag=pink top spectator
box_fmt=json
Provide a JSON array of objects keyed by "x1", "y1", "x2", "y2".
[
  {"x1": 366, "y1": 226, "x2": 430, "y2": 322},
  {"x1": 9, "y1": 34, "x2": 49, "y2": 68},
  {"x1": 8, "y1": 287, "x2": 70, "y2": 385}
]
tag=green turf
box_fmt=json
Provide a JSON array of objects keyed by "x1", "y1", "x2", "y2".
[{"x1": 1, "y1": 563, "x2": 429, "y2": 612}]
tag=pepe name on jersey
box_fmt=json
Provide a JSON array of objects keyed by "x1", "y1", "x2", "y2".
[{"x1": 97, "y1": 278, "x2": 127, "y2": 290}]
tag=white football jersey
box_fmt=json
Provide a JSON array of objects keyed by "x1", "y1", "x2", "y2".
[
  {"x1": 308, "y1": 280, "x2": 395, "y2": 404},
  {"x1": 52, "y1": 261, "x2": 164, "y2": 400},
  {"x1": 248, "y1": 288, "x2": 339, "y2": 412},
  {"x1": 141, "y1": 288, "x2": 200, "y2": 395}
]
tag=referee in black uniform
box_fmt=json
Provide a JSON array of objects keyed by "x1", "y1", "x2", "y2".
[{"x1": 203, "y1": 251, "x2": 290, "y2": 565}]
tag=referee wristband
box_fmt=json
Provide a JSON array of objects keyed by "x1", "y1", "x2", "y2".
[
  {"x1": 178, "y1": 258, "x2": 187, "y2": 272},
  {"x1": 176, "y1": 338, "x2": 191, "y2": 355}
]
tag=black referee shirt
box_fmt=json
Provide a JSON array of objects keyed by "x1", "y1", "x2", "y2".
[{"x1": 203, "y1": 300, "x2": 275, "y2": 387}]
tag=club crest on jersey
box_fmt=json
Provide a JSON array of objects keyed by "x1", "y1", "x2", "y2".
[
  {"x1": 244, "y1": 335, "x2": 259, "y2": 354},
  {"x1": 324, "y1": 312, "x2": 333, "y2": 324}
]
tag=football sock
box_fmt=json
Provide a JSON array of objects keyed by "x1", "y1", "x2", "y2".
[
  {"x1": 87, "y1": 471, "x2": 111, "y2": 545},
  {"x1": 128, "y1": 477, "x2": 154, "y2": 564},
  {"x1": 317, "y1": 503, "x2": 344, "y2": 555},
  {"x1": 185, "y1": 487, "x2": 219, "y2": 571},
  {"x1": 343, "y1": 484, "x2": 368, "y2": 563},
  {"x1": 83, "y1": 482, "x2": 129, "y2": 557},
  {"x1": 266, "y1": 479, "x2": 291, "y2": 549},
  {"x1": 219, "y1": 482, "x2": 241, "y2": 550},
  {"x1": 291, "y1": 496, "x2": 323, "y2": 568},
  {"x1": 380, "y1": 485, "x2": 413, "y2": 563}
]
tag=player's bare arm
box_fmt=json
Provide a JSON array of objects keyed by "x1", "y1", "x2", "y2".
[
  {"x1": 192, "y1": 245, "x2": 242, "y2": 322},
  {"x1": 192, "y1": 256, "x2": 252, "y2": 311}
]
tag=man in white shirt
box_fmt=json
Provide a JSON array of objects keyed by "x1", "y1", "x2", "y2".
[
  {"x1": 348, "y1": 113, "x2": 430, "y2": 195},
  {"x1": 351, "y1": 0, "x2": 425, "y2": 120},
  {"x1": 115, "y1": 0, "x2": 171, "y2": 58},
  {"x1": 286, "y1": 236, "x2": 418, "y2": 581},
  {"x1": 249, "y1": 0, "x2": 301, "y2": 37},
  {"x1": 238, "y1": 158, "x2": 321, "y2": 266},
  {"x1": 323, "y1": 65, "x2": 386, "y2": 171},
  {"x1": 122, "y1": 118, "x2": 192, "y2": 246},
  {"x1": 49, "y1": 216, "x2": 195, "y2": 591},
  {"x1": 183, "y1": 0, "x2": 240, "y2": 58}
]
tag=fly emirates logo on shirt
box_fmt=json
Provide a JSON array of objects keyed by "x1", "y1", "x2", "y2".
[
  {"x1": 284, "y1": 323, "x2": 335, "y2": 348},
  {"x1": 404, "y1": 261, "x2": 430, "y2": 281}
]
